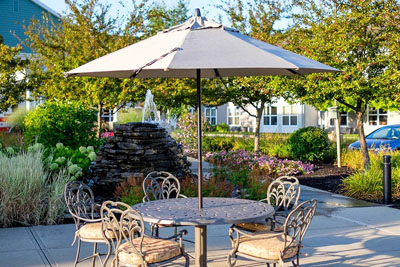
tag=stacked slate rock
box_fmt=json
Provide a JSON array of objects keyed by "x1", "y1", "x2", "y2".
[{"x1": 90, "y1": 122, "x2": 192, "y2": 196}]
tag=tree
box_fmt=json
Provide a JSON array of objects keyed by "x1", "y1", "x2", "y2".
[
  {"x1": 285, "y1": 0, "x2": 400, "y2": 168},
  {"x1": 24, "y1": 0, "x2": 148, "y2": 136},
  {"x1": 0, "y1": 35, "x2": 27, "y2": 112},
  {"x1": 218, "y1": 0, "x2": 288, "y2": 151}
]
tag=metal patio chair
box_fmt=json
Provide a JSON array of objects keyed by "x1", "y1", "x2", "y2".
[
  {"x1": 237, "y1": 176, "x2": 301, "y2": 232},
  {"x1": 142, "y1": 171, "x2": 187, "y2": 237},
  {"x1": 64, "y1": 181, "x2": 112, "y2": 267},
  {"x1": 101, "y1": 200, "x2": 190, "y2": 267},
  {"x1": 228, "y1": 199, "x2": 317, "y2": 267}
]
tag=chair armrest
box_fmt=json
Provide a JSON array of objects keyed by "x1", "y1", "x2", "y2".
[{"x1": 178, "y1": 194, "x2": 187, "y2": 198}]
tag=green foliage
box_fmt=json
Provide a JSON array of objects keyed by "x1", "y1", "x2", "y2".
[
  {"x1": 0, "y1": 150, "x2": 71, "y2": 227},
  {"x1": 286, "y1": 0, "x2": 400, "y2": 168},
  {"x1": 0, "y1": 42, "x2": 27, "y2": 112},
  {"x1": 216, "y1": 123, "x2": 229, "y2": 133},
  {"x1": 43, "y1": 143, "x2": 97, "y2": 180},
  {"x1": 342, "y1": 150, "x2": 400, "y2": 200},
  {"x1": 202, "y1": 136, "x2": 234, "y2": 152},
  {"x1": 24, "y1": 100, "x2": 98, "y2": 149},
  {"x1": 23, "y1": 0, "x2": 148, "y2": 128},
  {"x1": 117, "y1": 108, "x2": 142, "y2": 124},
  {"x1": 287, "y1": 127, "x2": 332, "y2": 163}
]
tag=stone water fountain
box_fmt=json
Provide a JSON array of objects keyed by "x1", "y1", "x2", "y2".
[{"x1": 90, "y1": 90, "x2": 191, "y2": 196}]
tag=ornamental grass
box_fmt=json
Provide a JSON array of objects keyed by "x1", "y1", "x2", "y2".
[{"x1": 0, "y1": 150, "x2": 70, "y2": 227}]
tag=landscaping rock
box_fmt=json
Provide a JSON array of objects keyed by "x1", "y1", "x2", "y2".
[{"x1": 89, "y1": 122, "x2": 192, "y2": 196}]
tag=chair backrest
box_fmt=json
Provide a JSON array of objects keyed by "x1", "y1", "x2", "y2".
[
  {"x1": 283, "y1": 199, "x2": 317, "y2": 251},
  {"x1": 142, "y1": 171, "x2": 184, "y2": 202},
  {"x1": 100, "y1": 201, "x2": 145, "y2": 266},
  {"x1": 267, "y1": 176, "x2": 301, "y2": 212},
  {"x1": 64, "y1": 181, "x2": 97, "y2": 228}
]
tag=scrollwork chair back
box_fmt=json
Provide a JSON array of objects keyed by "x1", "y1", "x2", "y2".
[
  {"x1": 283, "y1": 199, "x2": 317, "y2": 254},
  {"x1": 101, "y1": 201, "x2": 146, "y2": 266},
  {"x1": 266, "y1": 176, "x2": 301, "y2": 213},
  {"x1": 64, "y1": 181, "x2": 97, "y2": 228},
  {"x1": 142, "y1": 171, "x2": 185, "y2": 202}
]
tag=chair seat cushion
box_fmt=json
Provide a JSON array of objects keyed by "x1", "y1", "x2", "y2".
[
  {"x1": 237, "y1": 216, "x2": 286, "y2": 232},
  {"x1": 237, "y1": 232, "x2": 298, "y2": 260},
  {"x1": 77, "y1": 222, "x2": 118, "y2": 240},
  {"x1": 117, "y1": 237, "x2": 181, "y2": 264}
]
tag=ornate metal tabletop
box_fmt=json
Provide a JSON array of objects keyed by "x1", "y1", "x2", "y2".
[{"x1": 133, "y1": 197, "x2": 274, "y2": 226}]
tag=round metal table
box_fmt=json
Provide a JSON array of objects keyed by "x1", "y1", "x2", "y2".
[{"x1": 133, "y1": 197, "x2": 274, "y2": 267}]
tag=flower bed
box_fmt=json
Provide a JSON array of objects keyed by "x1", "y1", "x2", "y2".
[{"x1": 205, "y1": 149, "x2": 314, "y2": 177}]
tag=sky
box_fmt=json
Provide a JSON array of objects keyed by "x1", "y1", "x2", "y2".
[{"x1": 43, "y1": 0, "x2": 227, "y2": 23}]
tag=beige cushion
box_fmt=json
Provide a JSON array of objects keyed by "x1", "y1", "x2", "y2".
[
  {"x1": 237, "y1": 232, "x2": 298, "y2": 260},
  {"x1": 117, "y1": 237, "x2": 181, "y2": 264},
  {"x1": 237, "y1": 216, "x2": 286, "y2": 232},
  {"x1": 77, "y1": 222, "x2": 118, "y2": 240}
]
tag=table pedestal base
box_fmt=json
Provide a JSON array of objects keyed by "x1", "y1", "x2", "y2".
[{"x1": 195, "y1": 225, "x2": 207, "y2": 267}]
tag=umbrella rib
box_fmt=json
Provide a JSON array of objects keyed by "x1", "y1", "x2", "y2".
[
  {"x1": 130, "y1": 47, "x2": 182, "y2": 79},
  {"x1": 286, "y1": 69, "x2": 302, "y2": 75},
  {"x1": 214, "y1": 69, "x2": 221, "y2": 78}
]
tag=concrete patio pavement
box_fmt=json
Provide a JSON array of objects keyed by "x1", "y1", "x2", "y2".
[{"x1": 1, "y1": 185, "x2": 400, "y2": 266}]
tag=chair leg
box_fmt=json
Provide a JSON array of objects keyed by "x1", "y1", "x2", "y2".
[
  {"x1": 92, "y1": 242, "x2": 97, "y2": 267},
  {"x1": 227, "y1": 251, "x2": 237, "y2": 267},
  {"x1": 74, "y1": 239, "x2": 81, "y2": 267},
  {"x1": 183, "y1": 251, "x2": 190, "y2": 267},
  {"x1": 103, "y1": 241, "x2": 112, "y2": 267},
  {"x1": 174, "y1": 226, "x2": 178, "y2": 241}
]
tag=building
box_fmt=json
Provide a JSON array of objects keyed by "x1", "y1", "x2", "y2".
[
  {"x1": 0, "y1": 0, "x2": 59, "y2": 130},
  {"x1": 205, "y1": 99, "x2": 400, "y2": 135}
]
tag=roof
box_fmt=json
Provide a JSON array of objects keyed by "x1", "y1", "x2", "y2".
[{"x1": 30, "y1": 0, "x2": 60, "y2": 18}]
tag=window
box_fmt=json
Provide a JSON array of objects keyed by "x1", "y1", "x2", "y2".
[
  {"x1": 263, "y1": 106, "x2": 277, "y2": 125},
  {"x1": 368, "y1": 108, "x2": 387, "y2": 126},
  {"x1": 101, "y1": 109, "x2": 113, "y2": 122},
  {"x1": 330, "y1": 112, "x2": 348, "y2": 127},
  {"x1": 282, "y1": 106, "x2": 297, "y2": 126},
  {"x1": 204, "y1": 107, "x2": 217, "y2": 125},
  {"x1": 228, "y1": 106, "x2": 240, "y2": 126},
  {"x1": 13, "y1": 0, "x2": 19, "y2": 12}
]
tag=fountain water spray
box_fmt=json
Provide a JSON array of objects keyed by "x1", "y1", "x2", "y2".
[{"x1": 142, "y1": 89, "x2": 160, "y2": 123}]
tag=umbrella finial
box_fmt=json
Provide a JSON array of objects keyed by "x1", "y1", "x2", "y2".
[{"x1": 194, "y1": 8, "x2": 201, "y2": 17}]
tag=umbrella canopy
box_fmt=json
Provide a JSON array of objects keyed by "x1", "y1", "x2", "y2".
[
  {"x1": 66, "y1": 9, "x2": 340, "y2": 211},
  {"x1": 66, "y1": 10, "x2": 338, "y2": 79}
]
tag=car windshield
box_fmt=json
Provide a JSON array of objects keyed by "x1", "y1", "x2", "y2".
[{"x1": 367, "y1": 126, "x2": 400, "y2": 140}]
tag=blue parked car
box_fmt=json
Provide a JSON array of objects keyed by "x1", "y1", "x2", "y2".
[{"x1": 349, "y1": 125, "x2": 400, "y2": 151}]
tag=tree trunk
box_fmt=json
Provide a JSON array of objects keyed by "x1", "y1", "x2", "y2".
[
  {"x1": 254, "y1": 105, "x2": 264, "y2": 152},
  {"x1": 97, "y1": 102, "x2": 103, "y2": 139},
  {"x1": 356, "y1": 111, "x2": 370, "y2": 169}
]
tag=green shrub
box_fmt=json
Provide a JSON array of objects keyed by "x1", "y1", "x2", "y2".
[
  {"x1": 43, "y1": 143, "x2": 97, "y2": 180},
  {"x1": 203, "y1": 136, "x2": 234, "y2": 152},
  {"x1": 216, "y1": 123, "x2": 229, "y2": 133},
  {"x1": 287, "y1": 127, "x2": 331, "y2": 163},
  {"x1": 0, "y1": 149, "x2": 71, "y2": 227},
  {"x1": 24, "y1": 100, "x2": 98, "y2": 149}
]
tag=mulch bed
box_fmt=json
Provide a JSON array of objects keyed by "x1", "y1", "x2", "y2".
[{"x1": 297, "y1": 164, "x2": 353, "y2": 194}]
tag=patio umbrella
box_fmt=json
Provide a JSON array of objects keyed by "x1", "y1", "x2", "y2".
[{"x1": 66, "y1": 9, "x2": 339, "y2": 210}]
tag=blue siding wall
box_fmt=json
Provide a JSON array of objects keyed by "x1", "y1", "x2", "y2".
[{"x1": 0, "y1": 0, "x2": 59, "y2": 52}]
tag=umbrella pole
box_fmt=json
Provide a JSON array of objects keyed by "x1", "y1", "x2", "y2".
[
  {"x1": 195, "y1": 69, "x2": 207, "y2": 267},
  {"x1": 196, "y1": 68, "x2": 203, "y2": 210}
]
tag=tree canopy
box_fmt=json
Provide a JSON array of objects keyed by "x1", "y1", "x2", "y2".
[
  {"x1": 285, "y1": 0, "x2": 400, "y2": 168},
  {"x1": 0, "y1": 36, "x2": 26, "y2": 113}
]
